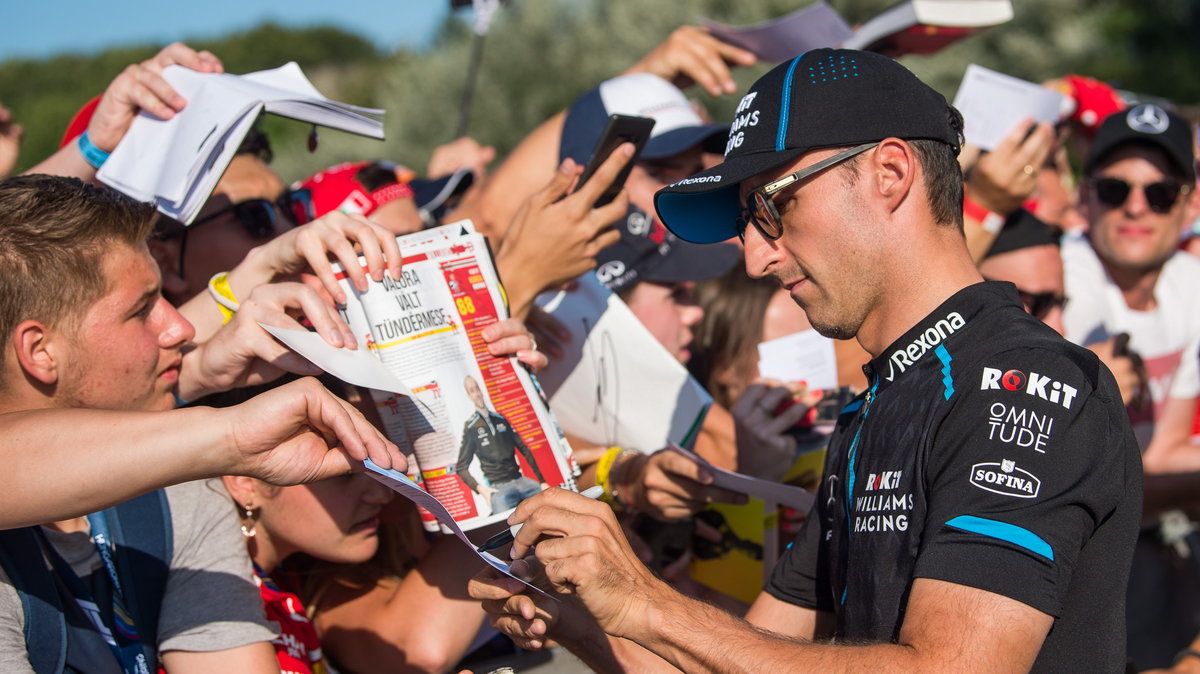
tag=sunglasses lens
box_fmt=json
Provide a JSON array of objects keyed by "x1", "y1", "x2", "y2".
[
  {"x1": 1094, "y1": 178, "x2": 1131, "y2": 209},
  {"x1": 280, "y1": 189, "x2": 314, "y2": 225},
  {"x1": 1144, "y1": 181, "x2": 1182, "y2": 213},
  {"x1": 237, "y1": 200, "x2": 277, "y2": 240},
  {"x1": 752, "y1": 191, "x2": 781, "y2": 238},
  {"x1": 1021, "y1": 292, "x2": 1064, "y2": 319}
]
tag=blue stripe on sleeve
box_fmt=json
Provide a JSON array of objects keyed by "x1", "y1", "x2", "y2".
[{"x1": 945, "y1": 515, "x2": 1054, "y2": 561}]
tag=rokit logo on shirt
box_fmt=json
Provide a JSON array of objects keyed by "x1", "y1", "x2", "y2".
[
  {"x1": 980, "y1": 367, "x2": 1079, "y2": 409},
  {"x1": 969, "y1": 459, "x2": 1041, "y2": 498},
  {"x1": 854, "y1": 469, "x2": 912, "y2": 533}
]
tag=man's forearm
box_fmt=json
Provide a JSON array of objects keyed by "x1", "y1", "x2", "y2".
[
  {"x1": 631, "y1": 588, "x2": 924, "y2": 673},
  {"x1": 0, "y1": 407, "x2": 233, "y2": 527}
]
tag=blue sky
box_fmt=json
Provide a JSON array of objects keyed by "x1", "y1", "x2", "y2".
[{"x1": 0, "y1": 1, "x2": 457, "y2": 62}]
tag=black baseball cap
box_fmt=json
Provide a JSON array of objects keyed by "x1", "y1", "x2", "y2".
[
  {"x1": 594, "y1": 205, "x2": 740, "y2": 293},
  {"x1": 560, "y1": 73, "x2": 728, "y2": 165},
  {"x1": 655, "y1": 49, "x2": 961, "y2": 244},
  {"x1": 1086, "y1": 103, "x2": 1195, "y2": 182}
]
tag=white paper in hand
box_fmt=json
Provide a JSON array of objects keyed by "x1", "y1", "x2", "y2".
[
  {"x1": 952, "y1": 64, "x2": 1067, "y2": 151},
  {"x1": 757, "y1": 329, "x2": 838, "y2": 390},
  {"x1": 258, "y1": 324, "x2": 414, "y2": 394}
]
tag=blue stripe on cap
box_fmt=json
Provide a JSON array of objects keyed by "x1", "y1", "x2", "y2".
[
  {"x1": 775, "y1": 54, "x2": 805, "y2": 151},
  {"x1": 945, "y1": 515, "x2": 1054, "y2": 561}
]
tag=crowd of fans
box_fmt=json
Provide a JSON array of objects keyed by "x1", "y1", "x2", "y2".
[{"x1": 0, "y1": 20, "x2": 1198, "y2": 674}]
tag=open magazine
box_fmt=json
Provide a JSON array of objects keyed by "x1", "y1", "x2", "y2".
[
  {"x1": 98, "y1": 62, "x2": 384, "y2": 224},
  {"x1": 271, "y1": 221, "x2": 577, "y2": 532}
]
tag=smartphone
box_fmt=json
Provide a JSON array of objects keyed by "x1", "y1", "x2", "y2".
[{"x1": 574, "y1": 114, "x2": 656, "y2": 207}]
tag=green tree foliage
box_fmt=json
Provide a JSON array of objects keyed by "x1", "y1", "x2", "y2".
[
  {"x1": 5, "y1": 1, "x2": 1198, "y2": 182},
  {"x1": 1, "y1": 23, "x2": 382, "y2": 174}
]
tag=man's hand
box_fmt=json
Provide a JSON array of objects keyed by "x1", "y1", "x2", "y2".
[
  {"x1": 223, "y1": 377, "x2": 405, "y2": 484},
  {"x1": 508, "y1": 488, "x2": 668, "y2": 640},
  {"x1": 478, "y1": 484, "x2": 499, "y2": 506},
  {"x1": 427, "y1": 136, "x2": 496, "y2": 179},
  {"x1": 471, "y1": 565, "x2": 560, "y2": 650},
  {"x1": 0, "y1": 102, "x2": 23, "y2": 178},
  {"x1": 625, "y1": 25, "x2": 757, "y2": 96},
  {"x1": 482, "y1": 317, "x2": 548, "y2": 372},
  {"x1": 87, "y1": 42, "x2": 223, "y2": 153},
  {"x1": 495, "y1": 146, "x2": 632, "y2": 318},
  {"x1": 178, "y1": 281, "x2": 350, "y2": 401},
  {"x1": 526, "y1": 306, "x2": 571, "y2": 360},
  {"x1": 615, "y1": 447, "x2": 745, "y2": 521},
  {"x1": 965, "y1": 119, "x2": 1055, "y2": 216},
  {"x1": 731, "y1": 380, "x2": 817, "y2": 481},
  {"x1": 239, "y1": 210, "x2": 403, "y2": 304}
]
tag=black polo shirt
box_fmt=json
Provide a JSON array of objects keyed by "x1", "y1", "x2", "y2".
[{"x1": 765, "y1": 281, "x2": 1141, "y2": 672}]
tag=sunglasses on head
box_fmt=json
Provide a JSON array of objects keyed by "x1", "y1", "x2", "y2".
[
  {"x1": 1090, "y1": 177, "x2": 1191, "y2": 214},
  {"x1": 735, "y1": 142, "x2": 879, "y2": 243}
]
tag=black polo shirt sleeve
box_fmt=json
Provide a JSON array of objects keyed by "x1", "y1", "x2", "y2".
[
  {"x1": 764, "y1": 491, "x2": 834, "y2": 612},
  {"x1": 913, "y1": 346, "x2": 1134, "y2": 618}
]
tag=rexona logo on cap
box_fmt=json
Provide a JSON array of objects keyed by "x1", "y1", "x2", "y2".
[{"x1": 970, "y1": 459, "x2": 1041, "y2": 498}]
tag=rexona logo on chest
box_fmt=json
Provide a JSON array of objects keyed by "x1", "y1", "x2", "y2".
[
  {"x1": 980, "y1": 367, "x2": 1078, "y2": 409},
  {"x1": 885, "y1": 312, "x2": 965, "y2": 381},
  {"x1": 970, "y1": 459, "x2": 1041, "y2": 498}
]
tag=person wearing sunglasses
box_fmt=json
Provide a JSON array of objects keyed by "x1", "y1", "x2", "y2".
[
  {"x1": 1062, "y1": 104, "x2": 1200, "y2": 670},
  {"x1": 977, "y1": 210, "x2": 1068, "y2": 335},
  {"x1": 471, "y1": 50, "x2": 1139, "y2": 673}
]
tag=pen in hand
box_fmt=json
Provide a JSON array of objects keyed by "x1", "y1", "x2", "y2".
[{"x1": 476, "y1": 485, "x2": 606, "y2": 553}]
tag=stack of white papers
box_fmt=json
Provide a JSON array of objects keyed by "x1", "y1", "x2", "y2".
[{"x1": 98, "y1": 62, "x2": 384, "y2": 224}]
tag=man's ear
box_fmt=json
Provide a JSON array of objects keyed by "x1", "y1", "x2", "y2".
[
  {"x1": 871, "y1": 138, "x2": 917, "y2": 215},
  {"x1": 147, "y1": 237, "x2": 188, "y2": 299},
  {"x1": 11, "y1": 320, "x2": 59, "y2": 386}
]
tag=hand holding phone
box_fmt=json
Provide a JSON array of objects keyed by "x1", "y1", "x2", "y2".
[{"x1": 575, "y1": 114, "x2": 656, "y2": 207}]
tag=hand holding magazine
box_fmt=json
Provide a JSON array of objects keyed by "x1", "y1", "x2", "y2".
[{"x1": 268, "y1": 221, "x2": 578, "y2": 532}]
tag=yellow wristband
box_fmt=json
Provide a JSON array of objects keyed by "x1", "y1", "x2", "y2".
[
  {"x1": 594, "y1": 446, "x2": 624, "y2": 502},
  {"x1": 207, "y1": 272, "x2": 240, "y2": 324}
]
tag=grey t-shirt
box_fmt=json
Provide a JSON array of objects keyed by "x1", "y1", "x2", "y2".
[{"x1": 0, "y1": 479, "x2": 276, "y2": 671}]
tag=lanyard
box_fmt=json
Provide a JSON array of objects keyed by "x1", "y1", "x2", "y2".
[{"x1": 37, "y1": 512, "x2": 151, "y2": 674}]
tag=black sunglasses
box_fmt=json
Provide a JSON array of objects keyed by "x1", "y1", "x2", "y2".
[
  {"x1": 1090, "y1": 177, "x2": 1191, "y2": 214},
  {"x1": 735, "y1": 142, "x2": 879, "y2": 243},
  {"x1": 1017, "y1": 289, "x2": 1067, "y2": 320},
  {"x1": 277, "y1": 188, "x2": 317, "y2": 226},
  {"x1": 175, "y1": 198, "x2": 295, "y2": 279},
  {"x1": 985, "y1": 277, "x2": 1067, "y2": 320}
]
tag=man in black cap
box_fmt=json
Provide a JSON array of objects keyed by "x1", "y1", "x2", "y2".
[
  {"x1": 1061, "y1": 104, "x2": 1200, "y2": 669},
  {"x1": 470, "y1": 49, "x2": 1140, "y2": 672}
]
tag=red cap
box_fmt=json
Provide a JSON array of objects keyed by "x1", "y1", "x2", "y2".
[
  {"x1": 1056, "y1": 75, "x2": 1126, "y2": 136},
  {"x1": 298, "y1": 161, "x2": 415, "y2": 219},
  {"x1": 60, "y1": 96, "x2": 102, "y2": 148}
]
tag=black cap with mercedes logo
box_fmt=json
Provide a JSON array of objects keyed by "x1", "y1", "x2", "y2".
[
  {"x1": 593, "y1": 206, "x2": 740, "y2": 294},
  {"x1": 654, "y1": 48, "x2": 961, "y2": 244},
  {"x1": 1086, "y1": 103, "x2": 1195, "y2": 181}
]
